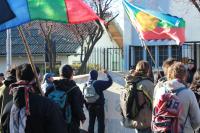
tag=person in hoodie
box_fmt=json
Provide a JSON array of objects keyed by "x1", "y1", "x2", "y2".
[
  {"x1": 0, "y1": 68, "x2": 16, "y2": 115},
  {"x1": 53, "y1": 64, "x2": 86, "y2": 133},
  {"x1": 41, "y1": 73, "x2": 55, "y2": 96},
  {"x1": 85, "y1": 69, "x2": 113, "y2": 133},
  {"x1": 0, "y1": 63, "x2": 68, "y2": 133},
  {"x1": 153, "y1": 62, "x2": 200, "y2": 132}
]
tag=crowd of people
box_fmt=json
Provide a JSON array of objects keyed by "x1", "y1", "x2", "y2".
[
  {"x1": 0, "y1": 58, "x2": 200, "y2": 133},
  {"x1": 0, "y1": 64, "x2": 113, "y2": 133},
  {"x1": 122, "y1": 59, "x2": 200, "y2": 133}
]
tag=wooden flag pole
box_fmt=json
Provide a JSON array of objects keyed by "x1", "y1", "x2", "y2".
[
  {"x1": 18, "y1": 26, "x2": 44, "y2": 96},
  {"x1": 140, "y1": 38, "x2": 162, "y2": 78}
]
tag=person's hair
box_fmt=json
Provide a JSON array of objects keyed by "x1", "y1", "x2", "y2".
[
  {"x1": 59, "y1": 64, "x2": 73, "y2": 79},
  {"x1": 16, "y1": 64, "x2": 35, "y2": 82},
  {"x1": 134, "y1": 60, "x2": 150, "y2": 76},
  {"x1": 147, "y1": 65, "x2": 154, "y2": 81},
  {"x1": 190, "y1": 69, "x2": 200, "y2": 90},
  {"x1": 6, "y1": 67, "x2": 16, "y2": 77},
  {"x1": 162, "y1": 58, "x2": 177, "y2": 75},
  {"x1": 169, "y1": 62, "x2": 187, "y2": 81}
]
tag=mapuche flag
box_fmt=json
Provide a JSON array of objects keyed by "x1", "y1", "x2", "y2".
[
  {"x1": 123, "y1": 0, "x2": 185, "y2": 45},
  {"x1": 0, "y1": 0, "x2": 100, "y2": 31}
]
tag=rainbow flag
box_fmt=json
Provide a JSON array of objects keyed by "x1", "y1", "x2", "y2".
[
  {"x1": 0, "y1": 0, "x2": 99, "y2": 31},
  {"x1": 123, "y1": 0, "x2": 185, "y2": 45}
]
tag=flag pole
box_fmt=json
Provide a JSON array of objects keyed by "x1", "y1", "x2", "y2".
[
  {"x1": 6, "y1": 29, "x2": 12, "y2": 71},
  {"x1": 17, "y1": 26, "x2": 44, "y2": 96},
  {"x1": 138, "y1": 37, "x2": 162, "y2": 78}
]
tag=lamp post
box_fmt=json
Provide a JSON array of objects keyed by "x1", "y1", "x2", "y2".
[{"x1": 6, "y1": 29, "x2": 12, "y2": 70}]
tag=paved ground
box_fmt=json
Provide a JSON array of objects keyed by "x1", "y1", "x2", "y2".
[{"x1": 75, "y1": 72, "x2": 137, "y2": 133}]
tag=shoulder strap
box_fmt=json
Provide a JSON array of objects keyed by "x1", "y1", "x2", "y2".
[
  {"x1": 172, "y1": 87, "x2": 187, "y2": 95},
  {"x1": 66, "y1": 86, "x2": 78, "y2": 94}
]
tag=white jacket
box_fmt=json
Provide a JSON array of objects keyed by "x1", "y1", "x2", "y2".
[{"x1": 153, "y1": 79, "x2": 200, "y2": 132}]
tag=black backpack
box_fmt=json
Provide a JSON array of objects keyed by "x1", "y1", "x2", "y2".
[{"x1": 120, "y1": 76, "x2": 153, "y2": 128}]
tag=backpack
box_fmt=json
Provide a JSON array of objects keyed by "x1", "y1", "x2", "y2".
[
  {"x1": 83, "y1": 81, "x2": 99, "y2": 103},
  {"x1": 120, "y1": 76, "x2": 153, "y2": 129},
  {"x1": 48, "y1": 86, "x2": 77, "y2": 124},
  {"x1": 152, "y1": 87, "x2": 187, "y2": 133}
]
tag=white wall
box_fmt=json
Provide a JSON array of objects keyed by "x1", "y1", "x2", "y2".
[
  {"x1": 0, "y1": 55, "x2": 69, "y2": 74},
  {"x1": 95, "y1": 25, "x2": 119, "y2": 48}
]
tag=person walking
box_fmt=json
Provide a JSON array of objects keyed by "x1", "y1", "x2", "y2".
[
  {"x1": 153, "y1": 62, "x2": 200, "y2": 132},
  {"x1": 85, "y1": 69, "x2": 113, "y2": 133},
  {"x1": 41, "y1": 73, "x2": 55, "y2": 96},
  {"x1": 53, "y1": 64, "x2": 86, "y2": 133},
  {"x1": 0, "y1": 63, "x2": 68, "y2": 133}
]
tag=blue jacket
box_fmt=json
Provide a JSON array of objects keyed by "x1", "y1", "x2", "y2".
[{"x1": 87, "y1": 70, "x2": 113, "y2": 105}]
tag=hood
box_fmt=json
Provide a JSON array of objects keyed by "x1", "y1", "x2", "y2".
[
  {"x1": 89, "y1": 70, "x2": 98, "y2": 80},
  {"x1": 43, "y1": 73, "x2": 54, "y2": 81},
  {"x1": 53, "y1": 79, "x2": 76, "y2": 90},
  {"x1": 164, "y1": 79, "x2": 186, "y2": 91}
]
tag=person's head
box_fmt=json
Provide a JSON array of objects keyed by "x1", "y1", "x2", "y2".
[
  {"x1": 89, "y1": 70, "x2": 98, "y2": 80},
  {"x1": 190, "y1": 69, "x2": 200, "y2": 89},
  {"x1": 59, "y1": 64, "x2": 73, "y2": 79},
  {"x1": 192, "y1": 69, "x2": 200, "y2": 82},
  {"x1": 162, "y1": 58, "x2": 177, "y2": 76},
  {"x1": 135, "y1": 60, "x2": 150, "y2": 76},
  {"x1": 188, "y1": 59, "x2": 196, "y2": 71},
  {"x1": 43, "y1": 73, "x2": 54, "y2": 83},
  {"x1": 16, "y1": 64, "x2": 35, "y2": 82},
  {"x1": 6, "y1": 67, "x2": 16, "y2": 78},
  {"x1": 168, "y1": 62, "x2": 187, "y2": 82}
]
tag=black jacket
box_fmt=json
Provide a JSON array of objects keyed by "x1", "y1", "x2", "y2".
[
  {"x1": 53, "y1": 79, "x2": 86, "y2": 123},
  {"x1": 1, "y1": 93, "x2": 68, "y2": 133}
]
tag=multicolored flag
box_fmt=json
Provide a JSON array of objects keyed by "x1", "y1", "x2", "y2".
[
  {"x1": 123, "y1": 0, "x2": 185, "y2": 45},
  {"x1": 0, "y1": 0, "x2": 100, "y2": 31}
]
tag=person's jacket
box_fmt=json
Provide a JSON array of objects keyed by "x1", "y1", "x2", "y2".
[
  {"x1": 88, "y1": 73, "x2": 113, "y2": 105},
  {"x1": 41, "y1": 81, "x2": 54, "y2": 96},
  {"x1": 53, "y1": 79, "x2": 86, "y2": 123},
  {"x1": 0, "y1": 76, "x2": 16, "y2": 114},
  {"x1": 153, "y1": 79, "x2": 200, "y2": 132},
  {"x1": 1, "y1": 90, "x2": 68, "y2": 133}
]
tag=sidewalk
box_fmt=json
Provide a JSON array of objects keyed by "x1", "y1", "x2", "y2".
[{"x1": 75, "y1": 71, "x2": 137, "y2": 133}]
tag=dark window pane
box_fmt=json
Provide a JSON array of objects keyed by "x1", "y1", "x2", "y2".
[
  {"x1": 146, "y1": 46, "x2": 155, "y2": 67},
  {"x1": 135, "y1": 46, "x2": 143, "y2": 65},
  {"x1": 159, "y1": 46, "x2": 168, "y2": 66},
  {"x1": 172, "y1": 45, "x2": 181, "y2": 60}
]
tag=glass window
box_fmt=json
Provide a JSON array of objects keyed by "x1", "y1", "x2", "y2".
[
  {"x1": 172, "y1": 45, "x2": 181, "y2": 60},
  {"x1": 135, "y1": 46, "x2": 143, "y2": 65},
  {"x1": 146, "y1": 46, "x2": 155, "y2": 67},
  {"x1": 159, "y1": 46, "x2": 168, "y2": 66}
]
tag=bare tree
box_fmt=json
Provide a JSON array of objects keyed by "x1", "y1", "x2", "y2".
[{"x1": 74, "y1": 0, "x2": 118, "y2": 74}]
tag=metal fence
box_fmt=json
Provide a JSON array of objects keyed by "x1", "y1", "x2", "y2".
[{"x1": 86, "y1": 47, "x2": 123, "y2": 72}]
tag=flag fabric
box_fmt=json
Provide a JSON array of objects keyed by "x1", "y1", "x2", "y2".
[
  {"x1": 0, "y1": 0, "x2": 99, "y2": 31},
  {"x1": 123, "y1": 0, "x2": 185, "y2": 45},
  {"x1": 0, "y1": 0, "x2": 15, "y2": 24}
]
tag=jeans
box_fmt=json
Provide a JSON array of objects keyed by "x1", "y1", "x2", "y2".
[{"x1": 88, "y1": 105, "x2": 105, "y2": 133}]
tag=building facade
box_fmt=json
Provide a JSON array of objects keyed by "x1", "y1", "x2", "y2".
[{"x1": 123, "y1": 0, "x2": 200, "y2": 71}]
